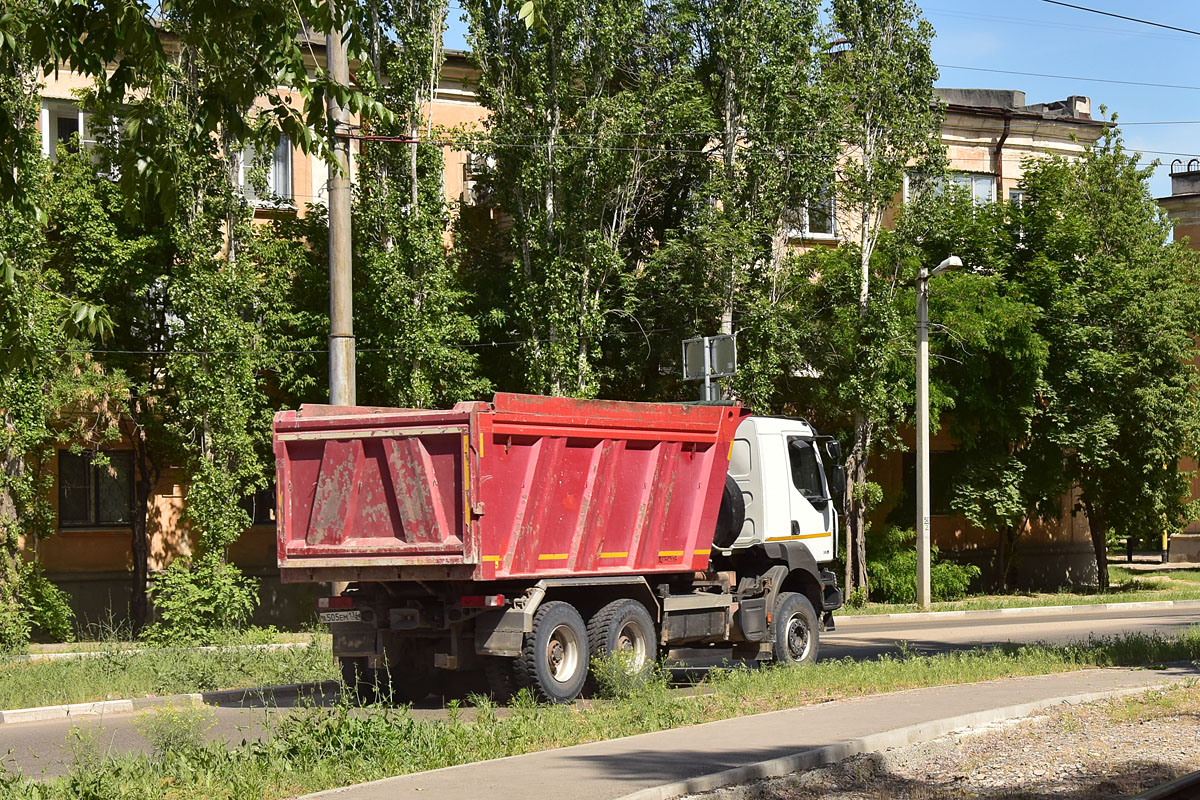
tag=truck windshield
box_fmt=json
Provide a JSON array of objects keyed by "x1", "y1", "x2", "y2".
[{"x1": 787, "y1": 438, "x2": 826, "y2": 499}]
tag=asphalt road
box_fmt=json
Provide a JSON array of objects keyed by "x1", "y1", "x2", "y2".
[{"x1": 2, "y1": 603, "x2": 1197, "y2": 781}]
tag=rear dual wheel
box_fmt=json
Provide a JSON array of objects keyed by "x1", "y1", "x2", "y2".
[{"x1": 518, "y1": 601, "x2": 590, "y2": 704}]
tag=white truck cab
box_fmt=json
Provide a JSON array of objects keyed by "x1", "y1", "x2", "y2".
[{"x1": 725, "y1": 416, "x2": 842, "y2": 564}]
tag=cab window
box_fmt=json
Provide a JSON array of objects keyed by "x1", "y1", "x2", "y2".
[{"x1": 787, "y1": 438, "x2": 825, "y2": 499}]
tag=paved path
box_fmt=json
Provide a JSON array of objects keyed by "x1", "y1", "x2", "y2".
[{"x1": 304, "y1": 664, "x2": 1200, "y2": 800}]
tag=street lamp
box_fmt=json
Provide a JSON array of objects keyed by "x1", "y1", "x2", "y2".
[{"x1": 916, "y1": 255, "x2": 962, "y2": 610}]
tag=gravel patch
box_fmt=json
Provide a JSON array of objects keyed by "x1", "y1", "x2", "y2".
[{"x1": 688, "y1": 682, "x2": 1200, "y2": 800}]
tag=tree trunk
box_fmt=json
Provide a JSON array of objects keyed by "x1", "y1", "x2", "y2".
[
  {"x1": 1082, "y1": 498, "x2": 1109, "y2": 593},
  {"x1": 0, "y1": 444, "x2": 24, "y2": 643},
  {"x1": 843, "y1": 412, "x2": 871, "y2": 597},
  {"x1": 123, "y1": 407, "x2": 159, "y2": 636}
]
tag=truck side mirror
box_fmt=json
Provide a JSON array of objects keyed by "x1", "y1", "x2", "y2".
[
  {"x1": 824, "y1": 440, "x2": 842, "y2": 462},
  {"x1": 829, "y1": 464, "x2": 846, "y2": 499}
]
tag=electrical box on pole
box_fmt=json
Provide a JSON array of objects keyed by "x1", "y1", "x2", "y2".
[{"x1": 682, "y1": 334, "x2": 737, "y2": 402}]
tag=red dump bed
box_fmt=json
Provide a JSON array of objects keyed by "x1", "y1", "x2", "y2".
[{"x1": 273, "y1": 393, "x2": 748, "y2": 583}]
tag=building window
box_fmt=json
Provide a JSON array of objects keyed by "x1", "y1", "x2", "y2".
[
  {"x1": 946, "y1": 172, "x2": 996, "y2": 204},
  {"x1": 1008, "y1": 189, "x2": 1025, "y2": 207},
  {"x1": 786, "y1": 190, "x2": 837, "y2": 240},
  {"x1": 41, "y1": 101, "x2": 92, "y2": 161},
  {"x1": 900, "y1": 450, "x2": 959, "y2": 517},
  {"x1": 461, "y1": 152, "x2": 496, "y2": 206},
  {"x1": 58, "y1": 451, "x2": 134, "y2": 528},
  {"x1": 239, "y1": 485, "x2": 277, "y2": 526},
  {"x1": 239, "y1": 136, "x2": 293, "y2": 206}
]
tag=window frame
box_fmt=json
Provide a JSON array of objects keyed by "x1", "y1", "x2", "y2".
[
  {"x1": 238, "y1": 135, "x2": 294, "y2": 208},
  {"x1": 239, "y1": 484, "x2": 278, "y2": 527},
  {"x1": 57, "y1": 449, "x2": 135, "y2": 529},
  {"x1": 785, "y1": 192, "x2": 838, "y2": 241},
  {"x1": 786, "y1": 437, "x2": 829, "y2": 501}
]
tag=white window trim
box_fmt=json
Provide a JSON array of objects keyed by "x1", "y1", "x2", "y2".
[
  {"x1": 238, "y1": 137, "x2": 294, "y2": 209},
  {"x1": 786, "y1": 197, "x2": 838, "y2": 241},
  {"x1": 40, "y1": 100, "x2": 90, "y2": 160}
]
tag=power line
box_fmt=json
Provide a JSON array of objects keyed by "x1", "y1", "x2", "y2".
[
  {"x1": 1039, "y1": 0, "x2": 1200, "y2": 37},
  {"x1": 937, "y1": 63, "x2": 1200, "y2": 92}
]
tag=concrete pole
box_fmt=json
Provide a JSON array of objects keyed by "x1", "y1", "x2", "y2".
[
  {"x1": 917, "y1": 256, "x2": 961, "y2": 611},
  {"x1": 915, "y1": 267, "x2": 931, "y2": 612},
  {"x1": 327, "y1": 15, "x2": 355, "y2": 408},
  {"x1": 327, "y1": 15, "x2": 354, "y2": 599}
]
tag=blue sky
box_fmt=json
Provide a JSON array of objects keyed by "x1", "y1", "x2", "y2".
[{"x1": 444, "y1": 0, "x2": 1198, "y2": 198}]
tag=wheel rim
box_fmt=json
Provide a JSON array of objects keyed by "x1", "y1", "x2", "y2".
[
  {"x1": 785, "y1": 614, "x2": 811, "y2": 661},
  {"x1": 615, "y1": 620, "x2": 648, "y2": 669},
  {"x1": 546, "y1": 623, "x2": 581, "y2": 683}
]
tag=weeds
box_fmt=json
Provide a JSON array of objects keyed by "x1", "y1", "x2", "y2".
[{"x1": 4, "y1": 626, "x2": 1200, "y2": 800}]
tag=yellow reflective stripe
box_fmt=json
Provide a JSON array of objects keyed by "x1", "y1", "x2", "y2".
[
  {"x1": 482, "y1": 555, "x2": 501, "y2": 563},
  {"x1": 658, "y1": 550, "x2": 684, "y2": 557},
  {"x1": 538, "y1": 553, "x2": 569, "y2": 561},
  {"x1": 765, "y1": 532, "x2": 832, "y2": 542},
  {"x1": 727, "y1": 440, "x2": 734, "y2": 461},
  {"x1": 599, "y1": 552, "x2": 628, "y2": 559}
]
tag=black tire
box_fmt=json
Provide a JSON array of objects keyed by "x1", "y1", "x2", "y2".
[
  {"x1": 587, "y1": 599, "x2": 657, "y2": 678},
  {"x1": 484, "y1": 657, "x2": 522, "y2": 703},
  {"x1": 339, "y1": 657, "x2": 382, "y2": 704},
  {"x1": 517, "y1": 601, "x2": 589, "y2": 704},
  {"x1": 713, "y1": 474, "x2": 746, "y2": 549},
  {"x1": 771, "y1": 591, "x2": 819, "y2": 665}
]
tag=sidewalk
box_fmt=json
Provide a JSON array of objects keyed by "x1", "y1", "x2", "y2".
[{"x1": 305, "y1": 664, "x2": 1200, "y2": 800}]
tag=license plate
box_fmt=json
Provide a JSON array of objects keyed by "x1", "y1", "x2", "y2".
[{"x1": 319, "y1": 610, "x2": 362, "y2": 624}]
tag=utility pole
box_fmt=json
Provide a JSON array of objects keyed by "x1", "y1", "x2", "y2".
[
  {"x1": 916, "y1": 255, "x2": 961, "y2": 611},
  {"x1": 327, "y1": 11, "x2": 355, "y2": 408},
  {"x1": 327, "y1": 13, "x2": 354, "y2": 599}
]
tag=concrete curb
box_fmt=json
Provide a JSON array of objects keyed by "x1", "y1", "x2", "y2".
[
  {"x1": 617, "y1": 681, "x2": 1188, "y2": 800},
  {"x1": 0, "y1": 680, "x2": 340, "y2": 725},
  {"x1": 11, "y1": 641, "x2": 316, "y2": 663},
  {"x1": 835, "y1": 598, "x2": 1200, "y2": 626}
]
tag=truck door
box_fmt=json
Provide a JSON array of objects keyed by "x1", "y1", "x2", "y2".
[{"x1": 785, "y1": 437, "x2": 835, "y2": 561}]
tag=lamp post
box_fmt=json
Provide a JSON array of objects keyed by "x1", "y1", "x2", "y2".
[{"x1": 917, "y1": 255, "x2": 961, "y2": 610}]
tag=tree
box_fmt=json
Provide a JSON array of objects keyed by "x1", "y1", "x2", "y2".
[
  {"x1": 350, "y1": 0, "x2": 490, "y2": 408},
  {"x1": 0, "y1": 0, "x2": 388, "y2": 216},
  {"x1": 897, "y1": 189, "x2": 1052, "y2": 588},
  {"x1": 1015, "y1": 130, "x2": 1200, "y2": 591},
  {"x1": 825, "y1": 0, "x2": 942, "y2": 595},
  {"x1": 0, "y1": 19, "x2": 120, "y2": 649}
]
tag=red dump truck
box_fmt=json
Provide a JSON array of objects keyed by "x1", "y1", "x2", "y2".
[{"x1": 274, "y1": 393, "x2": 844, "y2": 703}]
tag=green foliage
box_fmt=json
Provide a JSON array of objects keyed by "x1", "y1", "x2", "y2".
[
  {"x1": 145, "y1": 557, "x2": 258, "y2": 646},
  {"x1": 865, "y1": 526, "x2": 981, "y2": 604}
]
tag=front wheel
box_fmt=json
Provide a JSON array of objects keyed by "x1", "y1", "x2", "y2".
[
  {"x1": 517, "y1": 601, "x2": 589, "y2": 703},
  {"x1": 771, "y1": 592, "x2": 819, "y2": 665}
]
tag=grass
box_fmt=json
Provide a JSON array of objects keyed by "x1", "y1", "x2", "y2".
[
  {"x1": 0, "y1": 639, "x2": 338, "y2": 710},
  {"x1": 840, "y1": 564, "x2": 1200, "y2": 616},
  {"x1": 4, "y1": 626, "x2": 1200, "y2": 799}
]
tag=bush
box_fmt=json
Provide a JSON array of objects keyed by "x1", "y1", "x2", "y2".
[
  {"x1": 23, "y1": 561, "x2": 74, "y2": 642},
  {"x1": 866, "y1": 526, "x2": 981, "y2": 604},
  {"x1": 144, "y1": 555, "x2": 258, "y2": 645},
  {"x1": 0, "y1": 559, "x2": 75, "y2": 651}
]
